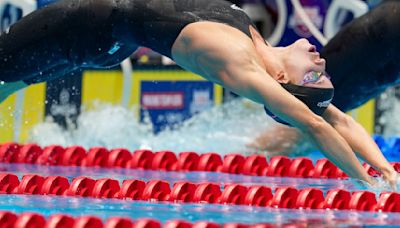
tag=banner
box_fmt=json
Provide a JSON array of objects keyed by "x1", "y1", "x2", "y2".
[{"x1": 140, "y1": 79, "x2": 220, "y2": 133}]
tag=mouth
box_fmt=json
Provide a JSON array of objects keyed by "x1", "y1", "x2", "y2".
[
  {"x1": 307, "y1": 45, "x2": 322, "y2": 60},
  {"x1": 308, "y1": 45, "x2": 317, "y2": 53}
]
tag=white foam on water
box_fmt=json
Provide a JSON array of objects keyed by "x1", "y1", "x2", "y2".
[
  {"x1": 29, "y1": 99, "x2": 274, "y2": 154},
  {"x1": 368, "y1": 176, "x2": 400, "y2": 194},
  {"x1": 375, "y1": 87, "x2": 400, "y2": 137}
]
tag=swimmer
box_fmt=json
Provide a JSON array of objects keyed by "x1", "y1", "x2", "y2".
[
  {"x1": 0, "y1": 0, "x2": 396, "y2": 188},
  {"x1": 249, "y1": 0, "x2": 400, "y2": 188}
]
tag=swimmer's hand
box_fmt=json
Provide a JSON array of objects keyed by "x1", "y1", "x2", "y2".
[
  {"x1": 363, "y1": 169, "x2": 398, "y2": 191},
  {"x1": 382, "y1": 169, "x2": 399, "y2": 191}
]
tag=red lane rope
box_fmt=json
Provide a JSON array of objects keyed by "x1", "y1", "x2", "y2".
[
  {"x1": 0, "y1": 211, "x2": 281, "y2": 228},
  {"x1": 0, "y1": 173, "x2": 399, "y2": 212},
  {"x1": 1, "y1": 143, "x2": 398, "y2": 179}
]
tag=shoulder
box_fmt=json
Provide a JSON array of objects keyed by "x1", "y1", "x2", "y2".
[
  {"x1": 173, "y1": 22, "x2": 259, "y2": 62},
  {"x1": 171, "y1": 21, "x2": 263, "y2": 82}
]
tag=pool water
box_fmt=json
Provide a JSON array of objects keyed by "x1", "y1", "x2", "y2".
[
  {"x1": 0, "y1": 155, "x2": 399, "y2": 227},
  {"x1": 1, "y1": 194, "x2": 400, "y2": 226},
  {"x1": 28, "y1": 100, "x2": 277, "y2": 154},
  {"x1": 0, "y1": 162, "x2": 388, "y2": 193},
  {"x1": 2, "y1": 101, "x2": 400, "y2": 227}
]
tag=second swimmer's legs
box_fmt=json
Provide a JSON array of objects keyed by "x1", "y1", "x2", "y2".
[
  {"x1": 0, "y1": 1, "x2": 79, "y2": 84},
  {"x1": 321, "y1": 0, "x2": 400, "y2": 111},
  {"x1": 0, "y1": 0, "x2": 139, "y2": 85}
]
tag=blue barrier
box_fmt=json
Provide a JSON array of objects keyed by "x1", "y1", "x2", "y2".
[{"x1": 373, "y1": 135, "x2": 400, "y2": 161}]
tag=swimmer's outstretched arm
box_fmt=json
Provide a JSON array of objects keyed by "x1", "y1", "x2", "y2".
[
  {"x1": 173, "y1": 22, "x2": 372, "y2": 184},
  {"x1": 237, "y1": 66, "x2": 374, "y2": 184},
  {"x1": 322, "y1": 105, "x2": 398, "y2": 188}
]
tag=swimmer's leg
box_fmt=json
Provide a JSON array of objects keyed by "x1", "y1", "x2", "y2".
[
  {"x1": 0, "y1": 0, "x2": 137, "y2": 85},
  {"x1": 0, "y1": 63, "x2": 75, "y2": 103},
  {"x1": 0, "y1": 1, "x2": 79, "y2": 102},
  {"x1": 0, "y1": 8, "x2": 75, "y2": 102},
  {"x1": 0, "y1": 0, "x2": 77, "y2": 83},
  {"x1": 321, "y1": 0, "x2": 400, "y2": 112}
]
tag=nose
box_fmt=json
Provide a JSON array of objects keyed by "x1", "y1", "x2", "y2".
[
  {"x1": 297, "y1": 38, "x2": 310, "y2": 44},
  {"x1": 294, "y1": 38, "x2": 314, "y2": 50}
]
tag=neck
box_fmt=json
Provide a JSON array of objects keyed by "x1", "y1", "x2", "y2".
[
  {"x1": 259, "y1": 45, "x2": 289, "y2": 79},
  {"x1": 249, "y1": 26, "x2": 287, "y2": 78}
]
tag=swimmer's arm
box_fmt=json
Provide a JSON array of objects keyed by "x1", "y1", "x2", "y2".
[
  {"x1": 223, "y1": 63, "x2": 373, "y2": 183},
  {"x1": 174, "y1": 22, "x2": 371, "y2": 183},
  {"x1": 322, "y1": 105, "x2": 397, "y2": 182},
  {"x1": 199, "y1": 45, "x2": 371, "y2": 183}
]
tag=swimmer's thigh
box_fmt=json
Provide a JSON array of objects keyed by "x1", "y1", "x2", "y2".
[
  {"x1": 0, "y1": 0, "x2": 80, "y2": 83},
  {"x1": 321, "y1": 0, "x2": 400, "y2": 111}
]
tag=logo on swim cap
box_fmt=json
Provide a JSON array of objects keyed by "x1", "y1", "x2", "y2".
[
  {"x1": 317, "y1": 98, "x2": 332, "y2": 108},
  {"x1": 230, "y1": 4, "x2": 245, "y2": 12}
]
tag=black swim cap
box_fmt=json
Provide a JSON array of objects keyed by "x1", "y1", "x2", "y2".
[{"x1": 264, "y1": 83, "x2": 334, "y2": 126}]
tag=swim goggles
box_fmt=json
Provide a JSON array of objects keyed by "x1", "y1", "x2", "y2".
[{"x1": 301, "y1": 71, "x2": 331, "y2": 85}]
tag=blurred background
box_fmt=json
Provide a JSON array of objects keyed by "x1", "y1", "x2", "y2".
[{"x1": 0, "y1": 0, "x2": 398, "y2": 154}]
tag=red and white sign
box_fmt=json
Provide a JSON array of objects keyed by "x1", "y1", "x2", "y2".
[{"x1": 141, "y1": 92, "x2": 184, "y2": 110}]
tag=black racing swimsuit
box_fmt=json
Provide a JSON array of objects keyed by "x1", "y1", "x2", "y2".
[
  {"x1": 2, "y1": 0, "x2": 400, "y2": 113},
  {"x1": 0, "y1": 0, "x2": 256, "y2": 84}
]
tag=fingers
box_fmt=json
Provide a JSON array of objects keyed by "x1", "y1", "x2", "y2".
[
  {"x1": 389, "y1": 173, "x2": 399, "y2": 191},
  {"x1": 382, "y1": 170, "x2": 399, "y2": 191}
]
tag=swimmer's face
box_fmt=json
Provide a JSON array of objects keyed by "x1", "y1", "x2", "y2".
[
  {"x1": 260, "y1": 38, "x2": 333, "y2": 89},
  {"x1": 283, "y1": 39, "x2": 333, "y2": 89}
]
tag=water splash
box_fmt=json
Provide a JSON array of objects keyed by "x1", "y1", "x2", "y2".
[
  {"x1": 369, "y1": 176, "x2": 400, "y2": 194},
  {"x1": 376, "y1": 87, "x2": 400, "y2": 136},
  {"x1": 29, "y1": 99, "x2": 274, "y2": 154}
]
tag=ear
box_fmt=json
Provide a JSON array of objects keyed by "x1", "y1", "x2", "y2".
[{"x1": 275, "y1": 71, "x2": 290, "y2": 84}]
